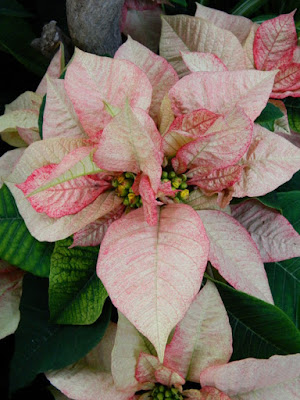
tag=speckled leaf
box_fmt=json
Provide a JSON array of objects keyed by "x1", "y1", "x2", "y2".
[
  {"x1": 253, "y1": 12, "x2": 297, "y2": 70},
  {"x1": 97, "y1": 204, "x2": 209, "y2": 361},
  {"x1": 0, "y1": 260, "x2": 24, "y2": 340},
  {"x1": 49, "y1": 238, "x2": 107, "y2": 325},
  {"x1": 256, "y1": 191, "x2": 300, "y2": 234},
  {"x1": 199, "y1": 210, "x2": 273, "y2": 303},
  {"x1": 164, "y1": 281, "x2": 232, "y2": 382},
  {"x1": 181, "y1": 52, "x2": 228, "y2": 73},
  {"x1": 200, "y1": 354, "x2": 300, "y2": 399},
  {"x1": 42, "y1": 77, "x2": 86, "y2": 139},
  {"x1": 6, "y1": 137, "x2": 122, "y2": 242},
  {"x1": 231, "y1": 200, "x2": 300, "y2": 262},
  {"x1": 114, "y1": 36, "x2": 178, "y2": 123},
  {"x1": 233, "y1": 125, "x2": 300, "y2": 198},
  {"x1": 111, "y1": 312, "x2": 156, "y2": 392},
  {"x1": 195, "y1": 3, "x2": 254, "y2": 43},
  {"x1": 169, "y1": 70, "x2": 276, "y2": 121},
  {"x1": 172, "y1": 108, "x2": 252, "y2": 174},
  {"x1": 160, "y1": 15, "x2": 247, "y2": 77},
  {"x1": 64, "y1": 48, "x2": 152, "y2": 138}
]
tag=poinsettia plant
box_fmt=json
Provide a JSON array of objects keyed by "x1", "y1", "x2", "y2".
[{"x1": 0, "y1": 2, "x2": 300, "y2": 399}]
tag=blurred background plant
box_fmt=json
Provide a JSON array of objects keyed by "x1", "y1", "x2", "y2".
[{"x1": 1, "y1": 0, "x2": 299, "y2": 399}]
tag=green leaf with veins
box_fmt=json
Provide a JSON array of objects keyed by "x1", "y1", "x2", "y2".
[
  {"x1": 285, "y1": 98, "x2": 300, "y2": 133},
  {"x1": 0, "y1": 184, "x2": 54, "y2": 277},
  {"x1": 207, "y1": 277, "x2": 300, "y2": 361},
  {"x1": 49, "y1": 237, "x2": 107, "y2": 324},
  {"x1": 10, "y1": 274, "x2": 111, "y2": 394},
  {"x1": 265, "y1": 258, "x2": 300, "y2": 328}
]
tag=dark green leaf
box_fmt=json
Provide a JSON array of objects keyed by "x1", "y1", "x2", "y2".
[
  {"x1": 255, "y1": 102, "x2": 284, "y2": 132},
  {"x1": 276, "y1": 170, "x2": 300, "y2": 192},
  {"x1": 265, "y1": 258, "x2": 300, "y2": 328},
  {"x1": 0, "y1": 15, "x2": 48, "y2": 76},
  {"x1": 49, "y1": 238, "x2": 107, "y2": 325},
  {"x1": 285, "y1": 97, "x2": 300, "y2": 133},
  {"x1": 196, "y1": 0, "x2": 210, "y2": 5},
  {"x1": 231, "y1": 0, "x2": 268, "y2": 17},
  {"x1": 38, "y1": 95, "x2": 46, "y2": 139},
  {"x1": 210, "y1": 278, "x2": 300, "y2": 361},
  {"x1": 0, "y1": 184, "x2": 54, "y2": 277},
  {"x1": 0, "y1": 0, "x2": 33, "y2": 17},
  {"x1": 257, "y1": 191, "x2": 300, "y2": 233},
  {"x1": 10, "y1": 274, "x2": 111, "y2": 394},
  {"x1": 171, "y1": 0, "x2": 187, "y2": 6},
  {"x1": 252, "y1": 14, "x2": 277, "y2": 24}
]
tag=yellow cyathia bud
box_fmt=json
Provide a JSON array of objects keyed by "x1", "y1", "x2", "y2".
[
  {"x1": 117, "y1": 175, "x2": 125, "y2": 184},
  {"x1": 128, "y1": 193, "x2": 137, "y2": 205},
  {"x1": 116, "y1": 185, "x2": 128, "y2": 197},
  {"x1": 172, "y1": 177, "x2": 182, "y2": 189},
  {"x1": 179, "y1": 189, "x2": 189, "y2": 201}
]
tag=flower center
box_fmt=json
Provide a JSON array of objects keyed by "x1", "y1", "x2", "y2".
[
  {"x1": 161, "y1": 170, "x2": 190, "y2": 202},
  {"x1": 151, "y1": 384, "x2": 183, "y2": 400},
  {"x1": 112, "y1": 172, "x2": 142, "y2": 208}
]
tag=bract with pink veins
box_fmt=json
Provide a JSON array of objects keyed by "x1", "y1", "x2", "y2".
[
  {"x1": 7, "y1": 137, "x2": 123, "y2": 242},
  {"x1": 115, "y1": 36, "x2": 178, "y2": 123},
  {"x1": 232, "y1": 124, "x2": 300, "y2": 198},
  {"x1": 0, "y1": 260, "x2": 24, "y2": 340},
  {"x1": 47, "y1": 281, "x2": 233, "y2": 399},
  {"x1": 97, "y1": 205, "x2": 210, "y2": 361},
  {"x1": 195, "y1": 4, "x2": 253, "y2": 42},
  {"x1": 160, "y1": 14, "x2": 248, "y2": 77},
  {"x1": 64, "y1": 47, "x2": 152, "y2": 140},
  {"x1": 200, "y1": 353, "x2": 300, "y2": 400},
  {"x1": 231, "y1": 199, "x2": 300, "y2": 263}
]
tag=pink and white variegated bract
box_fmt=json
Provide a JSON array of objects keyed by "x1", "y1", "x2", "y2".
[{"x1": 0, "y1": 260, "x2": 24, "y2": 340}]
